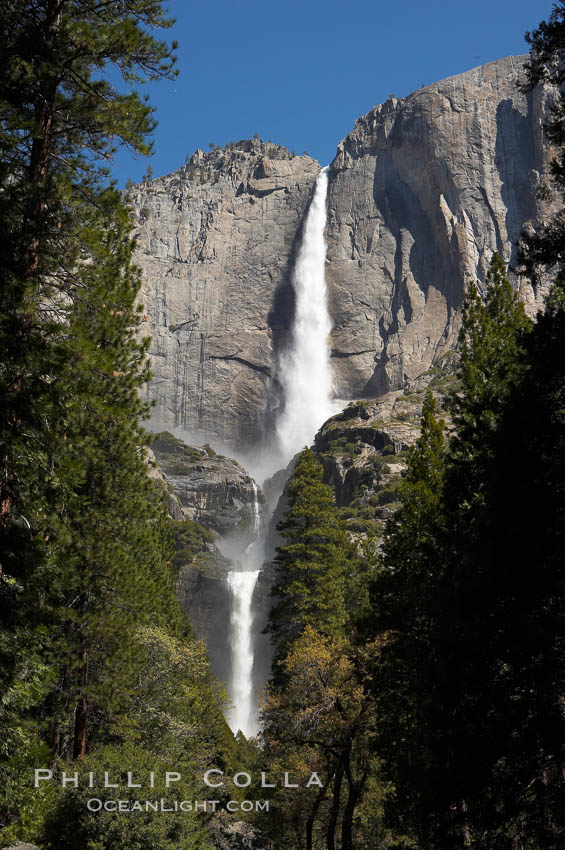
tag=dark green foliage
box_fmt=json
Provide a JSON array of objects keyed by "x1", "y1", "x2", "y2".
[
  {"x1": 453, "y1": 287, "x2": 565, "y2": 848},
  {"x1": 0, "y1": 0, "x2": 178, "y2": 633},
  {"x1": 152, "y1": 431, "x2": 211, "y2": 467},
  {"x1": 0, "y1": 3, "x2": 233, "y2": 846},
  {"x1": 369, "y1": 394, "x2": 447, "y2": 842},
  {"x1": 269, "y1": 449, "x2": 352, "y2": 661},
  {"x1": 369, "y1": 245, "x2": 565, "y2": 848},
  {"x1": 369, "y1": 256, "x2": 544, "y2": 847},
  {"x1": 170, "y1": 518, "x2": 215, "y2": 575},
  {"x1": 41, "y1": 743, "x2": 212, "y2": 850},
  {"x1": 448, "y1": 252, "x2": 531, "y2": 477}
]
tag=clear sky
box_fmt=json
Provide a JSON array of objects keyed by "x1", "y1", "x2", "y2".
[{"x1": 110, "y1": 0, "x2": 555, "y2": 186}]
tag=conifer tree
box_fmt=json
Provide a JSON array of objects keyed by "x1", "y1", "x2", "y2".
[
  {"x1": 475, "y1": 286, "x2": 565, "y2": 847},
  {"x1": 370, "y1": 393, "x2": 447, "y2": 844},
  {"x1": 0, "y1": 5, "x2": 237, "y2": 845},
  {"x1": 430, "y1": 10, "x2": 565, "y2": 840},
  {"x1": 449, "y1": 252, "x2": 531, "y2": 479},
  {"x1": 44, "y1": 190, "x2": 185, "y2": 760},
  {"x1": 372, "y1": 259, "x2": 533, "y2": 846},
  {"x1": 0, "y1": 0, "x2": 177, "y2": 580},
  {"x1": 425, "y1": 257, "x2": 533, "y2": 846},
  {"x1": 269, "y1": 448, "x2": 351, "y2": 666},
  {"x1": 520, "y1": 2, "x2": 565, "y2": 282},
  {"x1": 0, "y1": 0, "x2": 178, "y2": 756}
]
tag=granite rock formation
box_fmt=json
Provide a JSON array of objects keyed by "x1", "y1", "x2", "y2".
[
  {"x1": 175, "y1": 542, "x2": 235, "y2": 685},
  {"x1": 326, "y1": 55, "x2": 553, "y2": 397},
  {"x1": 313, "y1": 361, "x2": 455, "y2": 527},
  {"x1": 131, "y1": 56, "x2": 553, "y2": 451},
  {"x1": 131, "y1": 141, "x2": 320, "y2": 449},
  {"x1": 151, "y1": 431, "x2": 264, "y2": 537}
]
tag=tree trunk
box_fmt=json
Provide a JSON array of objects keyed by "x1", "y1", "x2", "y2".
[
  {"x1": 341, "y1": 787, "x2": 360, "y2": 850},
  {"x1": 51, "y1": 723, "x2": 60, "y2": 765},
  {"x1": 72, "y1": 695, "x2": 87, "y2": 760},
  {"x1": 72, "y1": 648, "x2": 88, "y2": 760},
  {"x1": 459, "y1": 799, "x2": 471, "y2": 847},
  {"x1": 326, "y1": 761, "x2": 344, "y2": 850},
  {"x1": 306, "y1": 772, "x2": 331, "y2": 850},
  {"x1": 341, "y1": 757, "x2": 368, "y2": 850}
]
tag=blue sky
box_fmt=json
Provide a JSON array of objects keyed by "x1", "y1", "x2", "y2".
[{"x1": 111, "y1": 0, "x2": 554, "y2": 186}]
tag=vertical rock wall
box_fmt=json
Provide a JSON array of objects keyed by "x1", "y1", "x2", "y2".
[
  {"x1": 325, "y1": 55, "x2": 554, "y2": 397},
  {"x1": 131, "y1": 141, "x2": 320, "y2": 449},
  {"x1": 132, "y1": 57, "x2": 554, "y2": 450}
]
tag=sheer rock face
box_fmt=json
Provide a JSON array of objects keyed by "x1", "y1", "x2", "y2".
[
  {"x1": 325, "y1": 54, "x2": 553, "y2": 397},
  {"x1": 131, "y1": 141, "x2": 320, "y2": 450},
  {"x1": 132, "y1": 57, "x2": 553, "y2": 450},
  {"x1": 175, "y1": 547, "x2": 234, "y2": 686},
  {"x1": 151, "y1": 431, "x2": 266, "y2": 684}
]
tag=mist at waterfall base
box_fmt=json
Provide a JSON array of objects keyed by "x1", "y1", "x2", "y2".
[{"x1": 149, "y1": 168, "x2": 341, "y2": 738}]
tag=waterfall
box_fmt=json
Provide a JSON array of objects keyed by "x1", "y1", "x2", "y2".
[
  {"x1": 276, "y1": 166, "x2": 334, "y2": 465},
  {"x1": 227, "y1": 569, "x2": 260, "y2": 736},
  {"x1": 225, "y1": 167, "x2": 335, "y2": 738},
  {"x1": 250, "y1": 481, "x2": 261, "y2": 536},
  {"x1": 226, "y1": 482, "x2": 262, "y2": 737}
]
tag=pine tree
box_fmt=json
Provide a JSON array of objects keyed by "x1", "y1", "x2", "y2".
[
  {"x1": 370, "y1": 393, "x2": 447, "y2": 844},
  {"x1": 0, "y1": 4, "x2": 232, "y2": 843},
  {"x1": 0, "y1": 0, "x2": 178, "y2": 750},
  {"x1": 450, "y1": 252, "x2": 531, "y2": 471},
  {"x1": 425, "y1": 10, "x2": 565, "y2": 840},
  {"x1": 0, "y1": 0, "x2": 177, "y2": 576},
  {"x1": 269, "y1": 449, "x2": 351, "y2": 665},
  {"x1": 423, "y1": 257, "x2": 533, "y2": 847},
  {"x1": 476, "y1": 287, "x2": 565, "y2": 847},
  {"x1": 44, "y1": 190, "x2": 186, "y2": 760},
  {"x1": 371, "y1": 259, "x2": 533, "y2": 846}
]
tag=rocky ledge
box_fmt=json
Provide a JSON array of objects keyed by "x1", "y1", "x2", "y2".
[
  {"x1": 312, "y1": 360, "x2": 456, "y2": 538},
  {"x1": 151, "y1": 431, "x2": 264, "y2": 538}
]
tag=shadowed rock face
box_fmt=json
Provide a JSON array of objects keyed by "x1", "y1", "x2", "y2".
[
  {"x1": 132, "y1": 57, "x2": 554, "y2": 450},
  {"x1": 326, "y1": 55, "x2": 553, "y2": 397}
]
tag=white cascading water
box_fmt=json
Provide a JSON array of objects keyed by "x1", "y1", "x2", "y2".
[
  {"x1": 227, "y1": 569, "x2": 259, "y2": 736},
  {"x1": 226, "y1": 482, "x2": 261, "y2": 737},
  {"x1": 226, "y1": 168, "x2": 335, "y2": 737},
  {"x1": 249, "y1": 481, "x2": 261, "y2": 536},
  {"x1": 276, "y1": 166, "x2": 334, "y2": 465}
]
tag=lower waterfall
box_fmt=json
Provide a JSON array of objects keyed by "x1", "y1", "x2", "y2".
[
  {"x1": 226, "y1": 482, "x2": 262, "y2": 737},
  {"x1": 227, "y1": 568, "x2": 260, "y2": 737},
  {"x1": 226, "y1": 166, "x2": 334, "y2": 737}
]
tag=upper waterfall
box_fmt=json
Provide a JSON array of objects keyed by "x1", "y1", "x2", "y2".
[{"x1": 275, "y1": 166, "x2": 334, "y2": 465}]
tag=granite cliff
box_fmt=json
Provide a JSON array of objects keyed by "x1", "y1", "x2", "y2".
[
  {"x1": 130, "y1": 55, "x2": 553, "y2": 451},
  {"x1": 326, "y1": 55, "x2": 552, "y2": 397}
]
